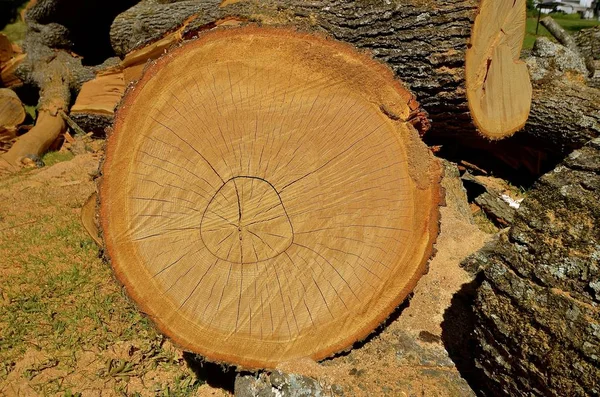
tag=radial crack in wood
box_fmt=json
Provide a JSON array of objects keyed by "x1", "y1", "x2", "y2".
[
  {"x1": 466, "y1": 0, "x2": 532, "y2": 139},
  {"x1": 100, "y1": 27, "x2": 442, "y2": 369}
]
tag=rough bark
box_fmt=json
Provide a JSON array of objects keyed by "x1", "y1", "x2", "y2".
[
  {"x1": 575, "y1": 26, "x2": 600, "y2": 89},
  {"x1": 25, "y1": 0, "x2": 138, "y2": 64},
  {"x1": 110, "y1": 0, "x2": 223, "y2": 57},
  {"x1": 576, "y1": 26, "x2": 600, "y2": 61},
  {"x1": 463, "y1": 139, "x2": 600, "y2": 396},
  {"x1": 540, "y1": 16, "x2": 594, "y2": 76},
  {"x1": 461, "y1": 172, "x2": 520, "y2": 226},
  {"x1": 525, "y1": 79, "x2": 600, "y2": 156}
]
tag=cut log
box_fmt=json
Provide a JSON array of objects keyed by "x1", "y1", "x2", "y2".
[
  {"x1": 70, "y1": 16, "x2": 243, "y2": 135},
  {"x1": 0, "y1": 34, "x2": 24, "y2": 88},
  {"x1": 525, "y1": 78, "x2": 600, "y2": 155},
  {"x1": 115, "y1": 0, "x2": 600, "y2": 180},
  {"x1": 465, "y1": 0, "x2": 531, "y2": 139},
  {"x1": 540, "y1": 16, "x2": 582, "y2": 55},
  {"x1": 0, "y1": 88, "x2": 26, "y2": 128},
  {"x1": 0, "y1": 110, "x2": 65, "y2": 170},
  {"x1": 541, "y1": 16, "x2": 594, "y2": 75},
  {"x1": 464, "y1": 139, "x2": 600, "y2": 395},
  {"x1": 100, "y1": 27, "x2": 442, "y2": 368},
  {"x1": 70, "y1": 69, "x2": 125, "y2": 134},
  {"x1": 0, "y1": 50, "x2": 73, "y2": 172}
]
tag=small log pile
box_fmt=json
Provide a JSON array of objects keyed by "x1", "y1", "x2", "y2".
[{"x1": 0, "y1": 1, "x2": 598, "y2": 396}]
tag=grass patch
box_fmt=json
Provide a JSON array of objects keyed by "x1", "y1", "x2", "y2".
[
  {"x1": 524, "y1": 12, "x2": 600, "y2": 49},
  {"x1": 42, "y1": 151, "x2": 75, "y2": 166},
  {"x1": 473, "y1": 211, "x2": 501, "y2": 234},
  {"x1": 0, "y1": 156, "x2": 208, "y2": 395}
]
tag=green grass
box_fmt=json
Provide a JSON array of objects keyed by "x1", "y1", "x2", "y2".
[
  {"x1": 524, "y1": 12, "x2": 600, "y2": 49},
  {"x1": 0, "y1": 158, "x2": 207, "y2": 395},
  {"x1": 41, "y1": 151, "x2": 75, "y2": 166}
]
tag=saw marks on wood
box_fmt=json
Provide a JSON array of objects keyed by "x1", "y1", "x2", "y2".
[
  {"x1": 101, "y1": 27, "x2": 441, "y2": 368},
  {"x1": 466, "y1": 0, "x2": 532, "y2": 139}
]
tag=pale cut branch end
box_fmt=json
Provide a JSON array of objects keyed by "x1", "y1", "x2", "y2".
[{"x1": 466, "y1": 0, "x2": 532, "y2": 140}]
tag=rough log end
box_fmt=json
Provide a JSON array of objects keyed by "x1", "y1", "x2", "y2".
[
  {"x1": 466, "y1": 0, "x2": 532, "y2": 140},
  {"x1": 100, "y1": 26, "x2": 442, "y2": 369}
]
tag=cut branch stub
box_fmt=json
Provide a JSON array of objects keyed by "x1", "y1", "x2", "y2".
[
  {"x1": 100, "y1": 27, "x2": 441, "y2": 369},
  {"x1": 466, "y1": 0, "x2": 532, "y2": 139}
]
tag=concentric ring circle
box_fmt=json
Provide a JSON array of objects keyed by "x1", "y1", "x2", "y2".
[{"x1": 101, "y1": 26, "x2": 441, "y2": 368}]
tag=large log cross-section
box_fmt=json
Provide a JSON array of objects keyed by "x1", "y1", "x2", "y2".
[{"x1": 100, "y1": 27, "x2": 442, "y2": 368}]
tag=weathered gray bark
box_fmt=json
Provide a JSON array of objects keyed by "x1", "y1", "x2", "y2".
[
  {"x1": 540, "y1": 16, "x2": 594, "y2": 76},
  {"x1": 525, "y1": 80, "x2": 600, "y2": 156},
  {"x1": 463, "y1": 139, "x2": 600, "y2": 396},
  {"x1": 575, "y1": 27, "x2": 600, "y2": 89},
  {"x1": 541, "y1": 17, "x2": 582, "y2": 55},
  {"x1": 576, "y1": 26, "x2": 600, "y2": 61}
]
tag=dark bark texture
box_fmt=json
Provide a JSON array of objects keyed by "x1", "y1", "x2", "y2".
[
  {"x1": 463, "y1": 139, "x2": 600, "y2": 396},
  {"x1": 525, "y1": 80, "x2": 600, "y2": 157},
  {"x1": 110, "y1": 0, "x2": 223, "y2": 57},
  {"x1": 26, "y1": 0, "x2": 138, "y2": 64}
]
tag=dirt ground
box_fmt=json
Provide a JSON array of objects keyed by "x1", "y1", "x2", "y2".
[{"x1": 0, "y1": 149, "x2": 491, "y2": 396}]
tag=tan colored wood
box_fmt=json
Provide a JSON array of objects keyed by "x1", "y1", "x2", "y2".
[
  {"x1": 0, "y1": 88, "x2": 25, "y2": 128},
  {"x1": 465, "y1": 0, "x2": 532, "y2": 140},
  {"x1": 0, "y1": 110, "x2": 66, "y2": 172},
  {"x1": 121, "y1": 17, "x2": 245, "y2": 85},
  {"x1": 81, "y1": 192, "x2": 102, "y2": 246},
  {"x1": 71, "y1": 70, "x2": 125, "y2": 116},
  {"x1": 0, "y1": 34, "x2": 15, "y2": 64},
  {"x1": 101, "y1": 26, "x2": 441, "y2": 369},
  {"x1": 0, "y1": 53, "x2": 25, "y2": 88}
]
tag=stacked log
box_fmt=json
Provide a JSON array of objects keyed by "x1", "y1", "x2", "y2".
[{"x1": 0, "y1": 88, "x2": 26, "y2": 153}]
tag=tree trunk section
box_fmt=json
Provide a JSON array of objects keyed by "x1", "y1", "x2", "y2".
[
  {"x1": 100, "y1": 26, "x2": 442, "y2": 369},
  {"x1": 525, "y1": 79, "x2": 600, "y2": 155},
  {"x1": 464, "y1": 139, "x2": 600, "y2": 396}
]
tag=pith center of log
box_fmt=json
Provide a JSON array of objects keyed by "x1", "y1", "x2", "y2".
[{"x1": 201, "y1": 176, "x2": 293, "y2": 263}]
